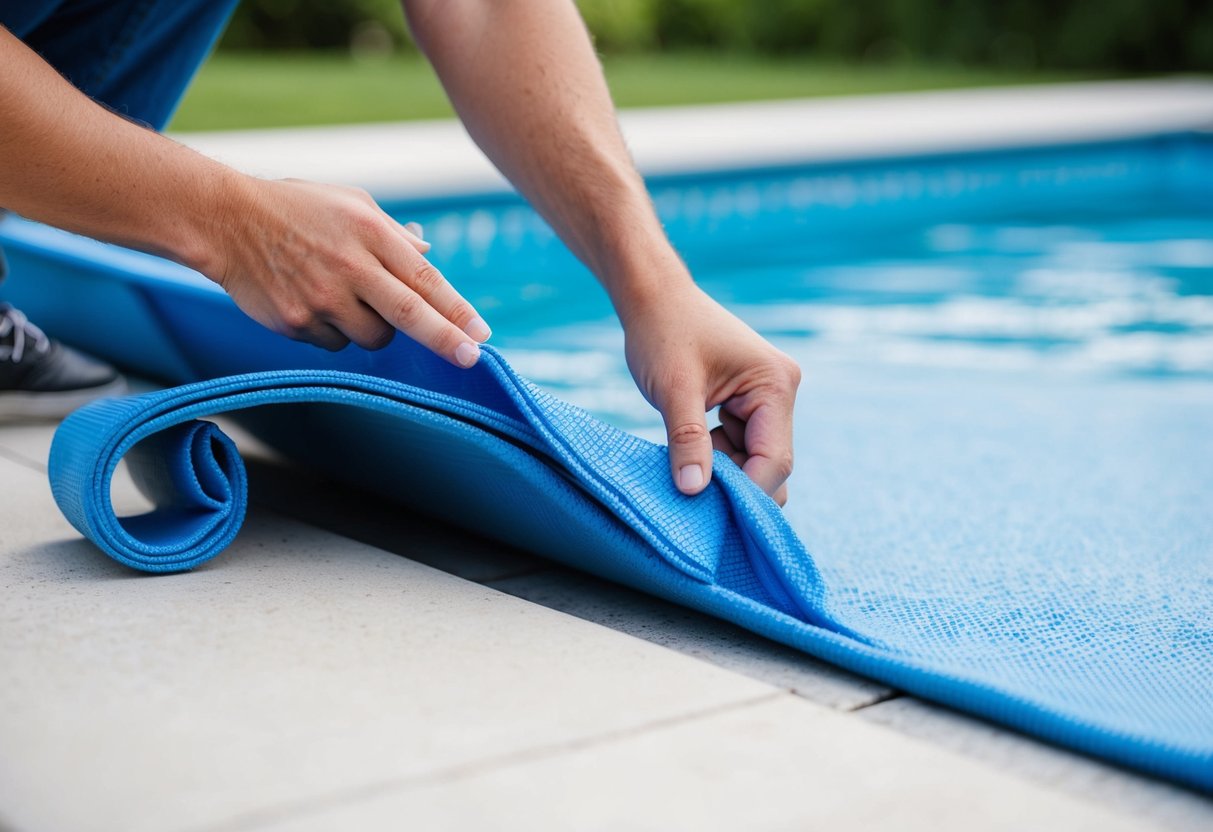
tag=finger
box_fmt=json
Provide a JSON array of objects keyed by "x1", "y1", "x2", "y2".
[
  {"x1": 726, "y1": 395, "x2": 795, "y2": 497},
  {"x1": 719, "y1": 407, "x2": 747, "y2": 452},
  {"x1": 772, "y1": 483, "x2": 788, "y2": 507},
  {"x1": 710, "y1": 425, "x2": 736, "y2": 455},
  {"x1": 711, "y1": 426, "x2": 747, "y2": 468},
  {"x1": 660, "y1": 383, "x2": 714, "y2": 496},
  {"x1": 370, "y1": 203, "x2": 430, "y2": 254},
  {"x1": 386, "y1": 212, "x2": 430, "y2": 254},
  {"x1": 292, "y1": 321, "x2": 350, "y2": 352},
  {"x1": 327, "y1": 301, "x2": 396, "y2": 351},
  {"x1": 359, "y1": 269, "x2": 483, "y2": 368},
  {"x1": 375, "y1": 242, "x2": 491, "y2": 343},
  {"x1": 398, "y1": 222, "x2": 429, "y2": 253}
]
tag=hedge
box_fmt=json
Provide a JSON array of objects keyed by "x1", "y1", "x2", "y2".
[{"x1": 220, "y1": 0, "x2": 1213, "y2": 72}]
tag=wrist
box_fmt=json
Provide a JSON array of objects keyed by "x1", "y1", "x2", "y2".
[
  {"x1": 167, "y1": 164, "x2": 258, "y2": 281},
  {"x1": 603, "y1": 242, "x2": 697, "y2": 327}
]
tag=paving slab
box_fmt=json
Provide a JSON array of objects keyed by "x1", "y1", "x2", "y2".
[
  {"x1": 489, "y1": 568, "x2": 891, "y2": 710},
  {"x1": 0, "y1": 457, "x2": 774, "y2": 832},
  {"x1": 859, "y1": 698, "x2": 1213, "y2": 832},
  {"x1": 0, "y1": 422, "x2": 54, "y2": 471},
  {"x1": 246, "y1": 694, "x2": 1150, "y2": 832}
]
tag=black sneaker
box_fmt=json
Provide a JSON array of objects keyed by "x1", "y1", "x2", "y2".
[{"x1": 0, "y1": 303, "x2": 126, "y2": 420}]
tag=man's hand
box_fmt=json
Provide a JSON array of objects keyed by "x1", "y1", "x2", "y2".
[
  {"x1": 1, "y1": 27, "x2": 490, "y2": 368},
  {"x1": 620, "y1": 276, "x2": 801, "y2": 505},
  {"x1": 407, "y1": 0, "x2": 802, "y2": 499},
  {"x1": 205, "y1": 177, "x2": 490, "y2": 364}
]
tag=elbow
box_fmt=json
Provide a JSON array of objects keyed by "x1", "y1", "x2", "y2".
[{"x1": 401, "y1": 0, "x2": 493, "y2": 57}]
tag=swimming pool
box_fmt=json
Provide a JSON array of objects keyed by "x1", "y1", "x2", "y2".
[{"x1": 2, "y1": 131, "x2": 1211, "y2": 788}]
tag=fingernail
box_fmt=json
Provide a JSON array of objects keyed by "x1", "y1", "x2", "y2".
[
  {"x1": 405, "y1": 221, "x2": 424, "y2": 239},
  {"x1": 455, "y1": 341, "x2": 480, "y2": 368},
  {"x1": 678, "y1": 464, "x2": 704, "y2": 491},
  {"x1": 466, "y1": 316, "x2": 492, "y2": 342}
]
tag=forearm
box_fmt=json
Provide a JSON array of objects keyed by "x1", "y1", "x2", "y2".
[
  {"x1": 403, "y1": 0, "x2": 688, "y2": 315},
  {"x1": 0, "y1": 26, "x2": 236, "y2": 272}
]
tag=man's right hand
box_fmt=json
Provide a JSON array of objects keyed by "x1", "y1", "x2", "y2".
[
  {"x1": 204, "y1": 177, "x2": 491, "y2": 365},
  {"x1": 1, "y1": 27, "x2": 489, "y2": 367}
]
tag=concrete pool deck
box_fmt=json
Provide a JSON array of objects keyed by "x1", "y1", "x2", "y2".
[
  {"x1": 3, "y1": 80, "x2": 1213, "y2": 830},
  {"x1": 176, "y1": 78, "x2": 1213, "y2": 199}
]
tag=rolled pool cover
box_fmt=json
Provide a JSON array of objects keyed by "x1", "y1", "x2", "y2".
[{"x1": 47, "y1": 344, "x2": 1213, "y2": 793}]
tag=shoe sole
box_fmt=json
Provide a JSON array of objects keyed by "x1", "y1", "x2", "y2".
[{"x1": 0, "y1": 377, "x2": 129, "y2": 421}]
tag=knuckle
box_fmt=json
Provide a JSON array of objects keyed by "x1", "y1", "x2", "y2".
[
  {"x1": 763, "y1": 352, "x2": 801, "y2": 389},
  {"x1": 669, "y1": 422, "x2": 709, "y2": 448},
  {"x1": 307, "y1": 287, "x2": 339, "y2": 317},
  {"x1": 430, "y1": 324, "x2": 464, "y2": 356},
  {"x1": 773, "y1": 450, "x2": 794, "y2": 480},
  {"x1": 359, "y1": 324, "x2": 395, "y2": 351},
  {"x1": 781, "y1": 356, "x2": 803, "y2": 387},
  {"x1": 278, "y1": 305, "x2": 314, "y2": 334},
  {"x1": 408, "y1": 262, "x2": 446, "y2": 296},
  {"x1": 349, "y1": 207, "x2": 382, "y2": 238},
  {"x1": 336, "y1": 184, "x2": 376, "y2": 206},
  {"x1": 330, "y1": 253, "x2": 363, "y2": 278},
  {"x1": 388, "y1": 291, "x2": 424, "y2": 330},
  {"x1": 448, "y1": 301, "x2": 477, "y2": 328}
]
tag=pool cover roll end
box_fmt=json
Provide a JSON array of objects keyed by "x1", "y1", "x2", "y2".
[{"x1": 51, "y1": 403, "x2": 247, "y2": 573}]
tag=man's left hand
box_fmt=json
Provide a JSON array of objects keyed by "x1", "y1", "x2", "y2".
[{"x1": 619, "y1": 277, "x2": 801, "y2": 505}]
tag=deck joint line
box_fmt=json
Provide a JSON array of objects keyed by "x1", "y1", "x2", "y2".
[
  {"x1": 845, "y1": 689, "x2": 904, "y2": 712},
  {"x1": 197, "y1": 690, "x2": 787, "y2": 832}
]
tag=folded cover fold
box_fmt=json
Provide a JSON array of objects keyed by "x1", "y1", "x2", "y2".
[{"x1": 48, "y1": 349, "x2": 831, "y2": 602}]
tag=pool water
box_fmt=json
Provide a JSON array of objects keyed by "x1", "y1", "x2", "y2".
[{"x1": 409, "y1": 203, "x2": 1213, "y2": 438}]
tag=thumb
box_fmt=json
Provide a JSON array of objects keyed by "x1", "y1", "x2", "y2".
[{"x1": 660, "y1": 386, "x2": 714, "y2": 496}]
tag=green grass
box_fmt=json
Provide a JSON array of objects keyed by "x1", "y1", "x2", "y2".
[{"x1": 171, "y1": 51, "x2": 1115, "y2": 132}]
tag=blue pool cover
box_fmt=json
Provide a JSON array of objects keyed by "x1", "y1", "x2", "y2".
[
  {"x1": 5, "y1": 133, "x2": 1212, "y2": 791},
  {"x1": 46, "y1": 343, "x2": 1213, "y2": 793}
]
